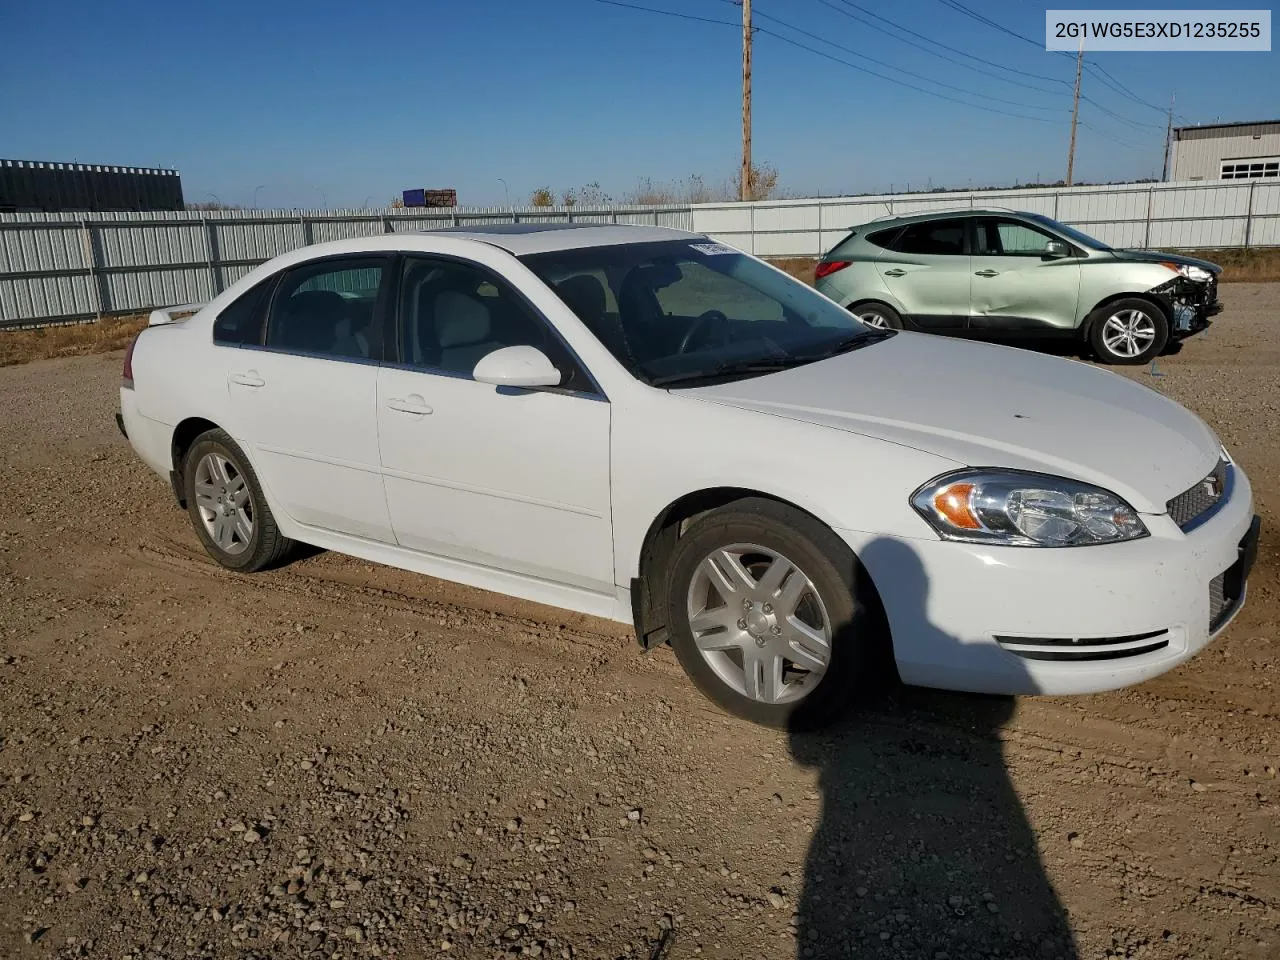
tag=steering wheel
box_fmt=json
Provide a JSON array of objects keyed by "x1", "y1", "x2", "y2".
[{"x1": 678, "y1": 309, "x2": 731, "y2": 354}]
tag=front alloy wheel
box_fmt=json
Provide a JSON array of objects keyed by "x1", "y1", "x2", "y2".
[
  {"x1": 686, "y1": 544, "x2": 832, "y2": 705},
  {"x1": 1088, "y1": 298, "x2": 1169, "y2": 365},
  {"x1": 665, "y1": 497, "x2": 886, "y2": 728}
]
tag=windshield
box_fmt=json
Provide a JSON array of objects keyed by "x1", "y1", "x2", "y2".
[
  {"x1": 520, "y1": 239, "x2": 888, "y2": 386},
  {"x1": 1023, "y1": 213, "x2": 1112, "y2": 251}
]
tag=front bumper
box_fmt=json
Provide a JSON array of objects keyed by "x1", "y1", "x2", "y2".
[{"x1": 843, "y1": 465, "x2": 1257, "y2": 695}]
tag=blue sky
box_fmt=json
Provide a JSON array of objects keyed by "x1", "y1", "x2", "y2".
[{"x1": 2, "y1": 0, "x2": 1275, "y2": 208}]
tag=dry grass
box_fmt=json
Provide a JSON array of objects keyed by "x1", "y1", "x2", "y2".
[
  {"x1": 1178, "y1": 248, "x2": 1280, "y2": 283},
  {"x1": 0, "y1": 314, "x2": 148, "y2": 368},
  {"x1": 770, "y1": 248, "x2": 1280, "y2": 286}
]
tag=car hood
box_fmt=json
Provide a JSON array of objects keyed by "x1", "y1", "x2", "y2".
[
  {"x1": 1109, "y1": 248, "x2": 1221, "y2": 275},
  {"x1": 682, "y1": 333, "x2": 1219, "y2": 513}
]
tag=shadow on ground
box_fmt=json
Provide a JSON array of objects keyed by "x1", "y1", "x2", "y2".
[{"x1": 788, "y1": 537, "x2": 1079, "y2": 960}]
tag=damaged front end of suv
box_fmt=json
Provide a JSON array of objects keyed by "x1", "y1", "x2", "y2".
[{"x1": 1151, "y1": 265, "x2": 1223, "y2": 338}]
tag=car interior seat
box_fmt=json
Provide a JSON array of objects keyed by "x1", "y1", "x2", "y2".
[{"x1": 433, "y1": 289, "x2": 501, "y2": 373}]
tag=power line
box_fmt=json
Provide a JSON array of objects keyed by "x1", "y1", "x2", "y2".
[
  {"x1": 751, "y1": 24, "x2": 1057, "y2": 122},
  {"x1": 823, "y1": 0, "x2": 1071, "y2": 87},
  {"x1": 748, "y1": 6, "x2": 1065, "y2": 111},
  {"x1": 1086, "y1": 61, "x2": 1164, "y2": 114},
  {"x1": 598, "y1": 0, "x2": 1057, "y2": 122},
  {"x1": 593, "y1": 0, "x2": 737, "y2": 28}
]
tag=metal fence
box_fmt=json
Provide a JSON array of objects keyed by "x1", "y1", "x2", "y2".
[
  {"x1": 2, "y1": 179, "x2": 1277, "y2": 328},
  {"x1": 691, "y1": 178, "x2": 1280, "y2": 258},
  {"x1": 0, "y1": 205, "x2": 692, "y2": 328}
]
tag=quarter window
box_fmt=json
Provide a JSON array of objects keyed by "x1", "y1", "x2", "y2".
[
  {"x1": 264, "y1": 257, "x2": 387, "y2": 361},
  {"x1": 893, "y1": 219, "x2": 967, "y2": 255},
  {"x1": 397, "y1": 257, "x2": 593, "y2": 392},
  {"x1": 213, "y1": 276, "x2": 276, "y2": 346}
]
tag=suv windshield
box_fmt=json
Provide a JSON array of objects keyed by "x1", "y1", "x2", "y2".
[
  {"x1": 1023, "y1": 213, "x2": 1112, "y2": 251},
  {"x1": 521, "y1": 239, "x2": 890, "y2": 387}
]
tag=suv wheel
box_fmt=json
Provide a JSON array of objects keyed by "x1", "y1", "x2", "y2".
[
  {"x1": 1088, "y1": 298, "x2": 1169, "y2": 365},
  {"x1": 851, "y1": 302, "x2": 904, "y2": 330},
  {"x1": 664, "y1": 498, "x2": 886, "y2": 728}
]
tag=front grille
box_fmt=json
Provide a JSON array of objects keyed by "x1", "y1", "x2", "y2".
[
  {"x1": 995, "y1": 630, "x2": 1170, "y2": 662},
  {"x1": 1168, "y1": 459, "x2": 1230, "y2": 530}
]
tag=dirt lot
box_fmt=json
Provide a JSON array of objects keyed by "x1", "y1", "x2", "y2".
[{"x1": 2, "y1": 285, "x2": 1278, "y2": 960}]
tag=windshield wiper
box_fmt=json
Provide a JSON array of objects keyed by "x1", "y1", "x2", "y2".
[
  {"x1": 650, "y1": 330, "x2": 895, "y2": 388},
  {"x1": 649, "y1": 355, "x2": 802, "y2": 388},
  {"x1": 802, "y1": 329, "x2": 896, "y2": 359}
]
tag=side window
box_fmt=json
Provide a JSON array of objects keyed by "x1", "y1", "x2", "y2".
[
  {"x1": 213, "y1": 276, "x2": 276, "y2": 346},
  {"x1": 264, "y1": 257, "x2": 387, "y2": 361},
  {"x1": 398, "y1": 257, "x2": 593, "y2": 392},
  {"x1": 974, "y1": 219, "x2": 1063, "y2": 257},
  {"x1": 865, "y1": 227, "x2": 901, "y2": 250},
  {"x1": 894, "y1": 219, "x2": 966, "y2": 255}
]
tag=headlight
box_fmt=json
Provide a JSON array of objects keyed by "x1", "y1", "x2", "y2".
[
  {"x1": 1161, "y1": 261, "x2": 1214, "y2": 283},
  {"x1": 911, "y1": 470, "x2": 1148, "y2": 546}
]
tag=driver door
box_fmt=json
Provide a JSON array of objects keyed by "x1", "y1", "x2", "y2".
[{"x1": 968, "y1": 217, "x2": 1081, "y2": 334}]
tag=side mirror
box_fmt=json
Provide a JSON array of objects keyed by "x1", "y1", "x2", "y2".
[
  {"x1": 472, "y1": 345, "x2": 562, "y2": 388},
  {"x1": 1043, "y1": 240, "x2": 1071, "y2": 260}
]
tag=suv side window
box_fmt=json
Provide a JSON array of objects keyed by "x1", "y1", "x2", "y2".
[
  {"x1": 974, "y1": 218, "x2": 1064, "y2": 257},
  {"x1": 865, "y1": 227, "x2": 902, "y2": 250},
  {"x1": 264, "y1": 257, "x2": 388, "y2": 361},
  {"x1": 397, "y1": 256, "x2": 595, "y2": 393},
  {"x1": 893, "y1": 219, "x2": 967, "y2": 255},
  {"x1": 213, "y1": 275, "x2": 277, "y2": 346}
]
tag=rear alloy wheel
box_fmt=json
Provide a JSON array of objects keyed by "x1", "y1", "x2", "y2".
[
  {"x1": 1088, "y1": 298, "x2": 1169, "y2": 365},
  {"x1": 665, "y1": 498, "x2": 885, "y2": 728},
  {"x1": 183, "y1": 429, "x2": 293, "y2": 572},
  {"x1": 851, "y1": 302, "x2": 903, "y2": 330}
]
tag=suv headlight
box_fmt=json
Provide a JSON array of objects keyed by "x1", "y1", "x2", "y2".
[
  {"x1": 1161, "y1": 261, "x2": 1214, "y2": 283},
  {"x1": 911, "y1": 470, "x2": 1148, "y2": 546}
]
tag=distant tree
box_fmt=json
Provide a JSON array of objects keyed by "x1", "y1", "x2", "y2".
[
  {"x1": 529, "y1": 186, "x2": 554, "y2": 207},
  {"x1": 563, "y1": 182, "x2": 611, "y2": 207},
  {"x1": 184, "y1": 201, "x2": 243, "y2": 211},
  {"x1": 733, "y1": 161, "x2": 780, "y2": 202}
]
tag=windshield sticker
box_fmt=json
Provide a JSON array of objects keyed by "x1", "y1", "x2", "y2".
[{"x1": 689, "y1": 242, "x2": 738, "y2": 256}]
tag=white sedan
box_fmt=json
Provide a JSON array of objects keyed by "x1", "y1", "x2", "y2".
[{"x1": 118, "y1": 224, "x2": 1259, "y2": 727}]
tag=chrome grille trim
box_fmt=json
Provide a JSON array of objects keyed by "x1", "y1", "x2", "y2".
[
  {"x1": 1168, "y1": 459, "x2": 1231, "y2": 531},
  {"x1": 995, "y1": 629, "x2": 1170, "y2": 662}
]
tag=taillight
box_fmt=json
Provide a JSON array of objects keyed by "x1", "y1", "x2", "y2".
[
  {"x1": 815, "y1": 260, "x2": 852, "y2": 280},
  {"x1": 122, "y1": 333, "x2": 140, "y2": 389}
]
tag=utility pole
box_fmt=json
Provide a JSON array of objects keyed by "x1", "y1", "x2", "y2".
[
  {"x1": 740, "y1": 0, "x2": 752, "y2": 201},
  {"x1": 1161, "y1": 92, "x2": 1176, "y2": 181},
  {"x1": 1065, "y1": 34, "x2": 1083, "y2": 186}
]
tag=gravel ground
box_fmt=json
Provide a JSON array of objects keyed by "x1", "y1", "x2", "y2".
[{"x1": 2, "y1": 284, "x2": 1278, "y2": 960}]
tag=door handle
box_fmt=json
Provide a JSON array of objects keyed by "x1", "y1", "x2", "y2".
[
  {"x1": 974, "y1": 269, "x2": 999, "y2": 278},
  {"x1": 387, "y1": 396, "x2": 433, "y2": 415},
  {"x1": 230, "y1": 372, "x2": 265, "y2": 388},
  {"x1": 882, "y1": 268, "x2": 906, "y2": 277}
]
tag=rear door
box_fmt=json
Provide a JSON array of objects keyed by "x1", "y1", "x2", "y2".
[
  {"x1": 873, "y1": 218, "x2": 970, "y2": 330},
  {"x1": 968, "y1": 217, "x2": 1082, "y2": 334},
  {"x1": 224, "y1": 254, "x2": 396, "y2": 543}
]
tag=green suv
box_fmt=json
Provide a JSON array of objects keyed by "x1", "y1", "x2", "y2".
[{"x1": 814, "y1": 209, "x2": 1222, "y2": 364}]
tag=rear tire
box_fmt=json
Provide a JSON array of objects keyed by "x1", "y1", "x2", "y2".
[
  {"x1": 1087, "y1": 298, "x2": 1169, "y2": 365},
  {"x1": 183, "y1": 429, "x2": 293, "y2": 572},
  {"x1": 663, "y1": 498, "x2": 887, "y2": 729},
  {"x1": 850, "y1": 301, "x2": 904, "y2": 330}
]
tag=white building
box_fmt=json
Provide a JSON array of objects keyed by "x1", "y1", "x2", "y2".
[{"x1": 1169, "y1": 120, "x2": 1280, "y2": 181}]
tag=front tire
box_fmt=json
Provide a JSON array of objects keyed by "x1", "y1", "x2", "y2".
[
  {"x1": 1087, "y1": 298, "x2": 1169, "y2": 365},
  {"x1": 664, "y1": 498, "x2": 887, "y2": 729},
  {"x1": 183, "y1": 429, "x2": 293, "y2": 572}
]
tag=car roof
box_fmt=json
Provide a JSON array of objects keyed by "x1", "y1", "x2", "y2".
[
  {"x1": 862, "y1": 208, "x2": 1040, "y2": 229},
  {"x1": 420, "y1": 222, "x2": 701, "y2": 255}
]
